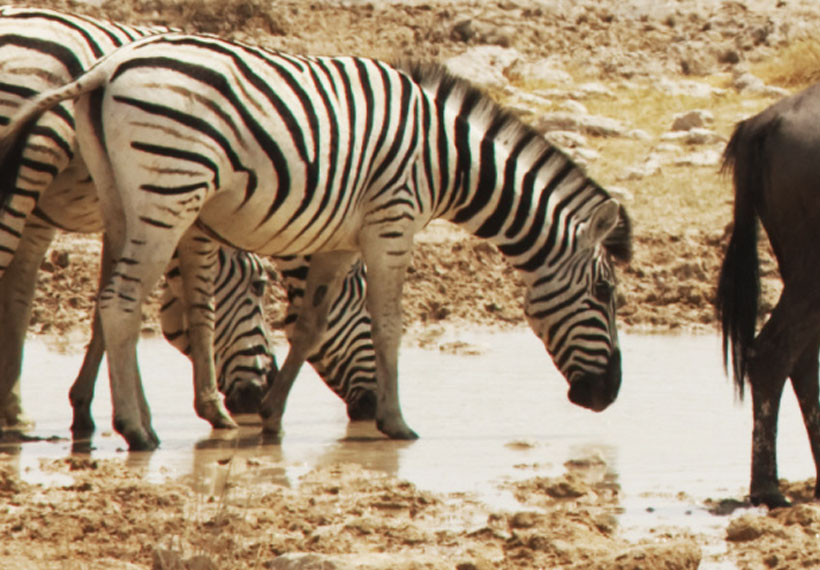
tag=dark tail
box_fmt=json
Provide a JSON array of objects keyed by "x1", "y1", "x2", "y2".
[{"x1": 716, "y1": 119, "x2": 767, "y2": 398}]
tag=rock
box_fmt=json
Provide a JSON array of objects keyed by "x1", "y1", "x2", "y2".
[
  {"x1": 673, "y1": 149, "x2": 722, "y2": 167},
  {"x1": 655, "y1": 77, "x2": 723, "y2": 98},
  {"x1": 267, "y1": 553, "x2": 354, "y2": 570},
  {"x1": 661, "y1": 128, "x2": 725, "y2": 145},
  {"x1": 569, "y1": 146, "x2": 600, "y2": 165},
  {"x1": 573, "y1": 540, "x2": 702, "y2": 570},
  {"x1": 726, "y1": 513, "x2": 791, "y2": 542},
  {"x1": 450, "y1": 19, "x2": 515, "y2": 47},
  {"x1": 558, "y1": 99, "x2": 588, "y2": 115},
  {"x1": 545, "y1": 130, "x2": 588, "y2": 149},
  {"x1": 607, "y1": 186, "x2": 634, "y2": 202},
  {"x1": 507, "y1": 89, "x2": 552, "y2": 112},
  {"x1": 620, "y1": 155, "x2": 661, "y2": 181},
  {"x1": 626, "y1": 128, "x2": 651, "y2": 141},
  {"x1": 732, "y1": 71, "x2": 765, "y2": 92},
  {"x1": 532, "y1": 111, "x2": 626, "y2": 137},
  {"x1": 732, "y1": 71, "x2": 790, "y2": 97},
  {"x1": 444, "y1": 46, "x2": 522, "y2": 90},
  {"x1": 508, "y1": 57, "x2": 573, "y2": 84},
  {"x1": 671, "y1": 109, "x2": 714, "y2": 131},
  {"x1": 680, "y1": 48, "x2": 715, "y2": 76},
  {"x1": 152, "y1": 550, "x2": 217, "y2": 570},
  {"x1": 510, "y1": 511, "x2": 540, "y2": 529}
]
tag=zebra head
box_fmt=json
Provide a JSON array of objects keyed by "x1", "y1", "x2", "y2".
[
  {"x1": 522, "y1": 198, "x2": 631, "y2": 412},
  {"x1": 210, "y1": 249, "x2": 276, "y2": 415}
]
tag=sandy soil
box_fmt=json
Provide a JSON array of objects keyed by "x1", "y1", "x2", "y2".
[{"x1": 4, "y1": 0, "x2": 820, "y2": 568}]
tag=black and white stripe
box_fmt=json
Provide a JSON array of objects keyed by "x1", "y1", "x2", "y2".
[
  {"x1": 278, "y1": 255, "x2": 376, "y2": 420},
  {"x1": 0, "y1": 31, "x2": 631, "y2": 449},
  {"x1": 0, "y1": 9, "x2": 376, "y2": 434}
]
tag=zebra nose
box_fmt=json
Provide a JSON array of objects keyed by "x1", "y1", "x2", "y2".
[
  {"x1": 224, "y1": 378, "x2": 267, "y2": 414},
  {"x1": 567, "y1": 350, "x2": 621, "y2": 412}
]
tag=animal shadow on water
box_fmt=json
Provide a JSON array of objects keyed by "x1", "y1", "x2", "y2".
[{"x1": 718, "y1": 81, "x2": 820, "y2": 509}]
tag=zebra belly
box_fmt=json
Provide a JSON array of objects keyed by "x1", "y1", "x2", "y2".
[{"x1": 196, "y1": 193, "x2": 362, "y2": 257}]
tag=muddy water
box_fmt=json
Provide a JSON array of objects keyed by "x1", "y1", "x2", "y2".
[{"x1": 3, "y1": 330, "x2": 816, "y2": 559}]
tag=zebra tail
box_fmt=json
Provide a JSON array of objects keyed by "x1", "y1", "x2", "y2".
[
  {"x1": 0, "y1": 65, "x2": 109, "y2": 210},
  {"x1": 716, "y1": 118, "x2": 765, "y2": 398}
]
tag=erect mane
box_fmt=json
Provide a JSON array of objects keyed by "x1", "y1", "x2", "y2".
[
  {"x1": 397, "y1": 60, "x2": 551, "y2": 157},
  {"x1": 395, "y1": 60, "x2": 632, "y2": 263}
]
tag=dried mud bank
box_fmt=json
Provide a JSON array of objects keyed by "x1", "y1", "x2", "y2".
[{"x1": 0, "y1": 455, "x2": 706, "y2": 570}]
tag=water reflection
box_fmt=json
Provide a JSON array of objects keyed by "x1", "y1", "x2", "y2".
[{"x1": 1, "y1": 331, "x2": 816, "y2": 534}]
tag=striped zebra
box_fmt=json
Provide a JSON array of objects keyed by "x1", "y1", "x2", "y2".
[
  {"x1": 0, "y1": 32, "x2": 631, "y2": 450},
  {"x1": 0, "y1": 8, "x2": 375, "y2": 435}
]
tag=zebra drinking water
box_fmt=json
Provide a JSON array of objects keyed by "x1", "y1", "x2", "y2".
[
  {"x1": 0, "y1": 32, "x2": 631, "y2": 450},
  {"x1": 0, "y1": 8, "x2": 376, "y2": 436}
]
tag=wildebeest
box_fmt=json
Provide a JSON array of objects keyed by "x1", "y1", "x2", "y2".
[{"x1": 718, "y1": 82, "x2": 820, "y2": 508}]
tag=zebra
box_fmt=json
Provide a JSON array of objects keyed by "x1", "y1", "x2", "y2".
[
  {"x1": 0, "y1": 8, "x2": 376, "y2": 435},
  {"x1": 0, "y1": 32, "x2": 631, "y2": 450}
]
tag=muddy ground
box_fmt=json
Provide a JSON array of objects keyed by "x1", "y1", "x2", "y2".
[{"x1": 4, "y1": 0, "x2": 820, "y2": 568}]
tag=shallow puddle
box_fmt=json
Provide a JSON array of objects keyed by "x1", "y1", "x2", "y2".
[{"x1": 2, "y1": 329, "x2": 815, "y2": 566}]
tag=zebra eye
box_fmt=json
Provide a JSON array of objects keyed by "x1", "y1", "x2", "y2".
[
  {"x1": 593, "y1": 281, "x2": 613, "y2": 304},
  {"x1": 251, "y1": 279, "x2": 267, "y2": 297}
]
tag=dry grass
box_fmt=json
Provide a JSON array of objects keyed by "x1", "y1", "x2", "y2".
[
  {"x1": 753, "y1": 38, "x2": 820, "y2": 89},
  {"x1": 508, "y1": 76, "x2": 793, "y2": 238}
]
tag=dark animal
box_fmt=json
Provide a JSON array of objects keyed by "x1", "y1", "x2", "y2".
[{"x1": 718, "y1": 82, "x2": 820, "y2": 508}]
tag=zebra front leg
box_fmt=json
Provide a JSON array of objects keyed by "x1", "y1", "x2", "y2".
[
  {"x1": 360, "y1": 228, "x2": 417, "y2": 440},
  {"x1": 68, "y1": 307, "x2": 104, "y2": 437},
  {"x1": 69, "y1": 235, "x2": 115, "y2": 437},
  {"x1": 176, "y1": 228, "x2": 236, "y2": 430},
  {"x1": 259, "y1": 251, "x2": 357, "y2": 436}
]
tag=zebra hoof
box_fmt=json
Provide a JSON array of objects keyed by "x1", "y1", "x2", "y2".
[
  {"x1": 71, "y1": 410, "x2": 96, "y2": 439},
  {"x1": 197, "y1": 398, "x2": 239, "y2": 430},
  {"x1": 377, "y1": 418, "x2": 419, "y2": 440},
  {"x1": 121, "y1": 427, "x2": 160, "y2": 451}
]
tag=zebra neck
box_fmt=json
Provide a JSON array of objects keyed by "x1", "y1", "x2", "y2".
[{"x1": 423, "y1": 108, "x2": 608, "y2": 284}]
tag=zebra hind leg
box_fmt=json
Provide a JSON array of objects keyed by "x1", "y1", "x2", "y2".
[{"x1": 0, "y1": 220, "x2": 57, "y2": 432}]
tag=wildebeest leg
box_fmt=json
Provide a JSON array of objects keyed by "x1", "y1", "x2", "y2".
[
  {"x1": 68, "y1": 236, "x2": 113, "y2": 437},
  {"x1": 175, "y1": 227, "x2": 237, "y2": 430},
  {"x1": 0, "y1": 220, "x2": 56, "y2": 430},
  {"x1": 748, "y1": 297, "x2": 812, "y2": 507},
  {"x1": 259, "y1": 250, "x2": 357, "y2": 436},
  {"x1": 789, "y1": 334, "x2": 820, "y2": 500}
]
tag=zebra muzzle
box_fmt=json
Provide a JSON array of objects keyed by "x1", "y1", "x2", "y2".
[{"x1": 567, "y1": 349, "x2": 621, "y2": 412}]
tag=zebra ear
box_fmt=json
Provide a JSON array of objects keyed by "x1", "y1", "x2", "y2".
[{"x1": 578, "y1": 199, "x2": 620, "y2": 250}]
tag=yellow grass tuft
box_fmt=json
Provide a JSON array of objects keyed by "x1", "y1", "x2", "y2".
[{"x1": 753, "y1": 38, "x2": 820, "y2": 89}]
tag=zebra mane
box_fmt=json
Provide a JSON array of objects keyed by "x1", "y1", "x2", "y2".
[{"x1": 397, "y1": 60, "x2": 632, "y2": 263}]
